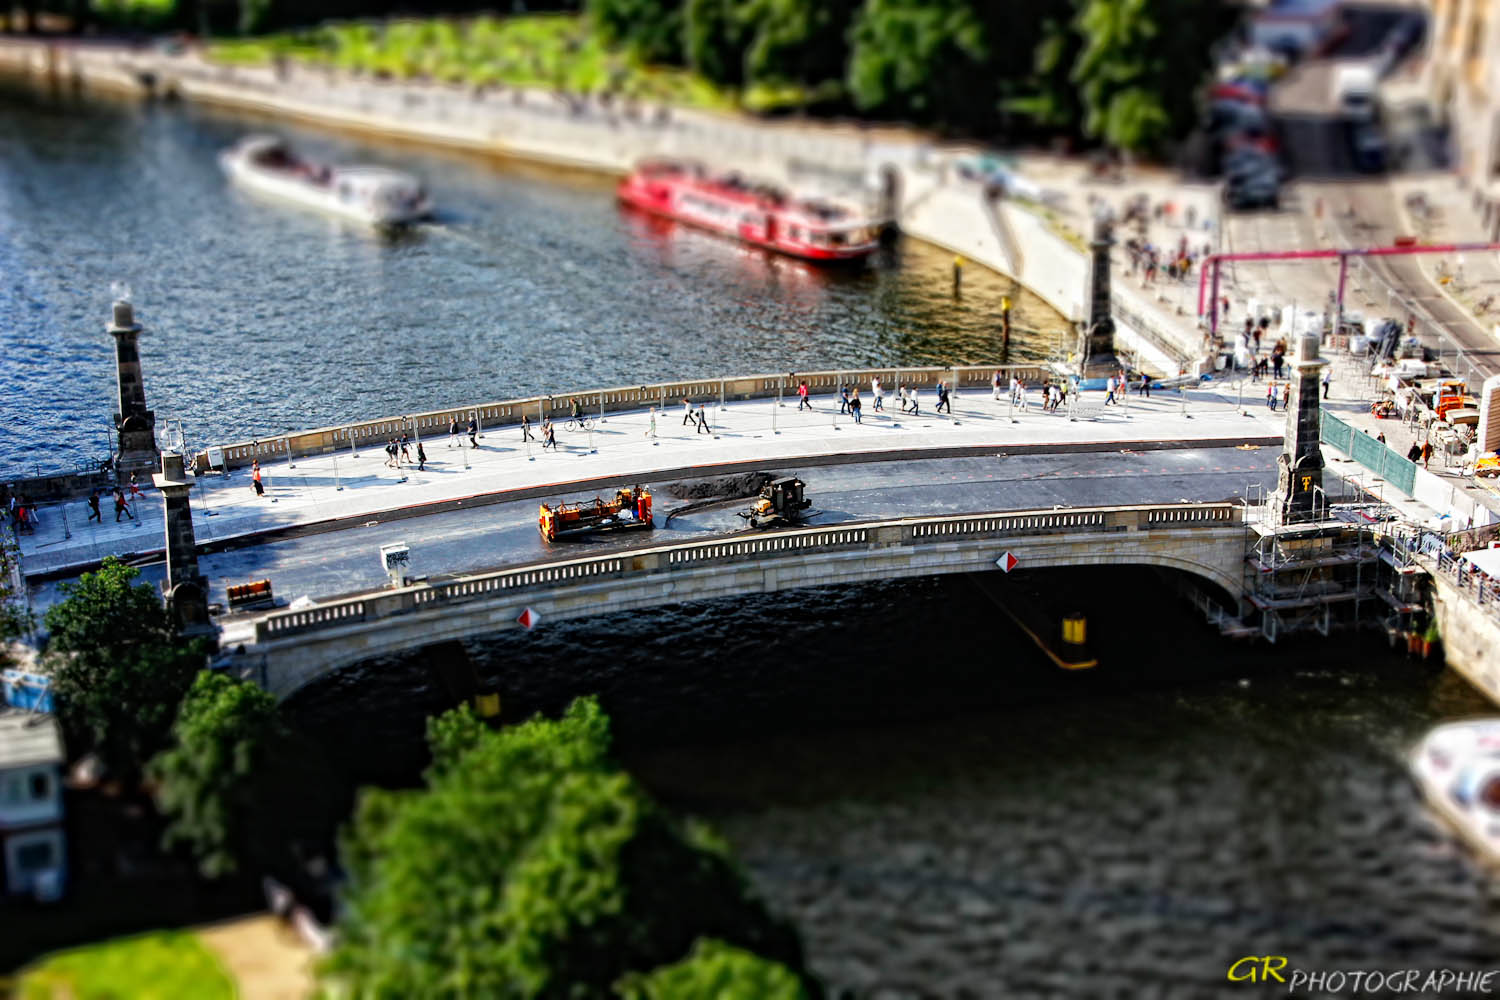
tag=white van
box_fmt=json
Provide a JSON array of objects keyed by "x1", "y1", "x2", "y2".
[{"x1": 1332, "y1": 63, "x2": 1379, "y2": 121}]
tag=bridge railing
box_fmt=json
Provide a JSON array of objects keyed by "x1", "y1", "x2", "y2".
[
  {"x1": 200, "y1": 364, "x2": 1056, "y2": 473},
  {"x1": 253, "y1": 501, "x2": 1239, "y2": 641}
]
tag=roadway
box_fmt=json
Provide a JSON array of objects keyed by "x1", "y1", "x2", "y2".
[
  {"x1": 1223, "y1": 0, "x2": 1500, "y2": 382},
  {"x1": 26, "y1": 448, "x2": 1285, "y2": 618}
]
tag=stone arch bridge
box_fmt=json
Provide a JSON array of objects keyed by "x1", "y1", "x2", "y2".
[{"x1": 219, "y1": 501, "x2": 1246, "y2": 698}]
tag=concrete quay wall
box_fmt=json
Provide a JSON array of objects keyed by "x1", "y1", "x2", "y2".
[{"x1": 1429, "y1": 570, "x2": 1500, "y2": 703}]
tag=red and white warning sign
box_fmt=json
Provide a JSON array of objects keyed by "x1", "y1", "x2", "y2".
[
  {"x1": 516, "y1": 607, "x2": 541, "y2": 630},
  {"x1": 996, "y1": 552, "x2": 1019, "y2": 573}
]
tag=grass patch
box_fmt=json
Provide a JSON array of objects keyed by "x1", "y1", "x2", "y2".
[
  {"x1": 16, "y1": 929, "x2": 235, "y2": 1000},
  {"x1": 208, "y1": 15, "x2": 776, "y2": 112}
]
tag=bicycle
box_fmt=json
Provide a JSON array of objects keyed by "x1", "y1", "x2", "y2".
[{"x1": 565, "y1": 416, "x2": 596, "y2": 433}]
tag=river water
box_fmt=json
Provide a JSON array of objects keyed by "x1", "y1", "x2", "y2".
[
  {"x1": 7, "y1": 84, "x2": 1500, "y2": 997},
  {"x1": 0, "y1": 84, "x2": 1062, "y2": 481}
]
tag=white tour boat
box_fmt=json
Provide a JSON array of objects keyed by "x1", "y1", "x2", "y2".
[
  {"x1": 1411, "y1": 719, "x2": 1500, "y2": 864},
  {"x1": 219, "y1": 135, "x2": 432, "y2": 227}
]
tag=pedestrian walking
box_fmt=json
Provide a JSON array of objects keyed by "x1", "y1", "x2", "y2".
[
  {"x1": 1266, "y1": 383, "x2": 1276, "y2": 410},
  {"x1": 694, "y1": 403, "x2": 710, "y2": 434},
  {"x1": 417, "y1": 442, "x2": 427, "y2": 471},
  {"x1": 1421, "y1": 439, "x2": 1434, "y2": 469},
  {"x1": 872, "y1": 376, "x2": 884, "y2": 411},
  {"x1": 385, "y1": 439, "x2": 398, "y2": 468},
  {"x1": 936, "y1": 380, "x2": 951, "y2": 414},
  {"x1": 448, "y1": 417, "x2": 460, "y2": 448},
  {"x1": 797, "y1": 380, "x2": 811, "y2": 411},
  {"x1": 1322, "y1": 369, "x2": 1332, "y2": 399},
  {"x1": 251, "y1": 461, "x2": 265, "y2": 498},
  {"x1": 1105, "y1": 376, "x2": 1117, "y2": 405},
  {"x1": 114, "y1": 487, "x2": 131, "y2": 521},
  {"x1": 1376, "y1": 432, "x2": 1386, "y2": 445},
  {"x1": 645, "y1": 407, "x2": 657, "y2": 438},
  {"x1": 992, "y1": 370, "x2": 1004, "y2": 401},
  {"x1": 1407, "y1": 441, "x2": 1422, "y2": 462},
  {"x1": 400, "y1": 435, "x2": 412, "y2": 463},
  {"x1": 907, "y1": 385, "x2": 920, "y2": 416},
  {"x1": 86, "y1": 489, "x2": 101, "y2": 523},
  {"x1": 542, "y1": 418, "x2": 557, "y2": 450},
  {"x1": 127, "y1": 473, "x2": 144, "y2": 500},
  {"x1": 521, "y1": 413, "x2": 535, "y2": 442},
  {"x1": 850, "y1": 387, "x2": 862, "y2": 424},
  {"x1": 839, "y1": 384, "x2": 850, "y2": 414},
  {"x1": 467, "y1": 418, "x2": 478, "y2": 448},
  {"x1": 682, "y1": 396, "x2": 694, "y2": 425}
]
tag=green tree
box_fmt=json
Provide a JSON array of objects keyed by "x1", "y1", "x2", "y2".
[
  {"x1": 43, "y1": 557, "x2": 204, "y2": 779},
  {"x1": 846, "y1": 0, "x2": 990, "y2": 125},
  {"x1": 327, "y1": 697, "x2": 808, "y2": 997},
  {"x1": 740, "y1": 0, "x2": 853, "y2": 93},
  {"x1": 150, "y1": 672, "x2": 277, "y2": 877},
  {"x1": 0, "y1": 532, "x2": 32, "y2": 655},
  {"x1": 616, "y1": 937, "x2": 809, "y2": 999},
  {"x1": 683, "y1": 0, "x2": 754, "y2": 87},
  {"x1": 587, "y1": 0, "x2": 684, "y2": 65},
  {"x1": 1069, "y1": 0, "x2": 1234, "y2": 153}
]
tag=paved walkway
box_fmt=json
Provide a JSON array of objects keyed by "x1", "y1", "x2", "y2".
[{"x1": 17, "y1": 381, "x2": 1286, "y2": 579}]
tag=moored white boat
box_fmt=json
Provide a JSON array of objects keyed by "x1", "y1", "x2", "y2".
[
  {"x1": 1410, "y1": 719, "x2": 1500, "y2": 864},
  {"x1": 219, "y1": 135, "x2": 432, "y2": 227}
]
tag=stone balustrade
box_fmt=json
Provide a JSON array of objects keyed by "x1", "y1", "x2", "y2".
[
  {"x1": 252, "y1": 500, "x2": 1238, "y2": 643},
  {"x1": 204, "y1": 364, "x2": 1054, "y2": 473}
]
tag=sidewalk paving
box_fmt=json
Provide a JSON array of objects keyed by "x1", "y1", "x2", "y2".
[
  {"x1": 1388, "y1": 172, "x2": 1500, "y2": 335},
  {"x1": 16, "y1": 382, "x2": 1288, "y2": 579}
]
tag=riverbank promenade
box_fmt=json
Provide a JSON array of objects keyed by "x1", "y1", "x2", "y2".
[{"x1": 17, "y1": 379, "x2": 1286, "y2": 579}]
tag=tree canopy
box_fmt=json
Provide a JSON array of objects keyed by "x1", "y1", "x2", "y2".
[
  {"x1": 326, "y1": 697, "x2": 808, "y2": 998},
  {"x1": 615, "y1": 938, "x2": 809, "y2": 1000},
  {"x1": 43, "y1": 557, "x2": 205, "y2": 779},
  {"x1": 149, "y1": 671, "x2": 342, "y2": 880}
]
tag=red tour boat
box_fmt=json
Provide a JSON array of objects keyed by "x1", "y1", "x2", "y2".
[{"x1": 618, "y1": 159, "x2": 881, "y2": 262}]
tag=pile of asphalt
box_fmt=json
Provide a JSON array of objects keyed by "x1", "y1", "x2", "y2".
[{"x1": 663, "y1": 471, "x2": 776, "y2": 501}]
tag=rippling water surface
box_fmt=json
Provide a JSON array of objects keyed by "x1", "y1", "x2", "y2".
[
  {"x1": 0, "y1": 85, "x2": 1063, "y2": 479},
  {"x1": 287, "y1": 570, "x2": 1500, "y2": 997}
]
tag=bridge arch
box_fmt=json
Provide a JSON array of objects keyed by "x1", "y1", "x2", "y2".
[{"x1": 223, "y1": 503, "x2": 1248, "y2": 700}]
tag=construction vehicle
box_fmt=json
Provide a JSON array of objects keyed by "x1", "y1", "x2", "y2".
[
  {"x1": 539, "y1": 485, "x2": 653, "y2": 542},
  {"x1": 738, "y1": 476, "x2": 812, "y2": 529}
]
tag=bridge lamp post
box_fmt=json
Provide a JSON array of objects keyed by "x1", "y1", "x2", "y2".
[
  {"x1": 599, "y1": 391, "x2": 606, "y2": 425},
  {"x1": 284, "y1": 435, "x2": 295, "y2": 470},
  {"x1": 333, "y1": 453, "x2": 343, "y2": 491},
  {"x1": 833, "y1": 370, "x2": 841, "y2": 431},
  {"x1": 349, "y1": 422, "x2": 360, "y2": 460},
  {"x1": 773, "y1": 377, "x2": 782, "y2": 435}
]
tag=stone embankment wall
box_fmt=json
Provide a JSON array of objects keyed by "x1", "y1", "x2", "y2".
[
  {"x1": 1429, "y1": 572, "x2": 1500, "y2": 702},
  {"x1": 0, "y1": 38, "x2": 1207, "y2": 373}
]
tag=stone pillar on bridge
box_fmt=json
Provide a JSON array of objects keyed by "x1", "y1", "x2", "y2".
[
  {"x1": 1082, "y1": 213, "x2": 1118, "y2": 377},
  {"x1": 1274, "y1": 331, "x2": 1327, "y2": 524},
  {"x1": 152, "y1": 451, "x2": 213, "y2": 638},
  {"x1": 107, "y1": 299, "x2": 159, "y2": 478}
]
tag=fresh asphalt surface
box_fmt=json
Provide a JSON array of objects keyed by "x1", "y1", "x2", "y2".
[{"x1": 29, "y1": 447, "x2": 1286, "y2": 616}]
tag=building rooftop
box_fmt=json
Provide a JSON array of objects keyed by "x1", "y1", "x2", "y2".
[{"x1": 0, "y1": 708, "x2": 63, "y2": 770}]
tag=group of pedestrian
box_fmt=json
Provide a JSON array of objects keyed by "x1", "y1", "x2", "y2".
[
  {"x1": 680, "y1": 397, "x2": 711, "y2": 434},
  {"x1": 540, "y1": 416, "x2": 558, "y2": 450},
  {"x1": 446, "y1": 417, "x2": 479, "y2": 448},
  {"x1": 6, "y1": 495, "x2": 36, "y2": 533},
  {"x1": 1265, "y1": 382, "x2": 1289, "y2": 411},
  {"x1": 896, "y1": 383, "x2": 921, "y2": 416}
]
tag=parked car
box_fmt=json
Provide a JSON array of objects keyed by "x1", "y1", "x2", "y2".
[
  {"x1": 1349, "y1": 122, "x2": 1386, "y2": 173},
  {"x1": 1223, "y1": 152, "x2": 1281, "y2": 210}
]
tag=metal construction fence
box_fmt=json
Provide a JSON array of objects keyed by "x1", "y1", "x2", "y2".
[{"x1": 1320, "y1": 409, "x2": 1418, "y2": 496}]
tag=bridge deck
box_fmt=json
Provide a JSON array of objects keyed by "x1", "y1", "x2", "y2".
[{"x1": 16, "y1": 380, "x2": 1285, "y2": 582}]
